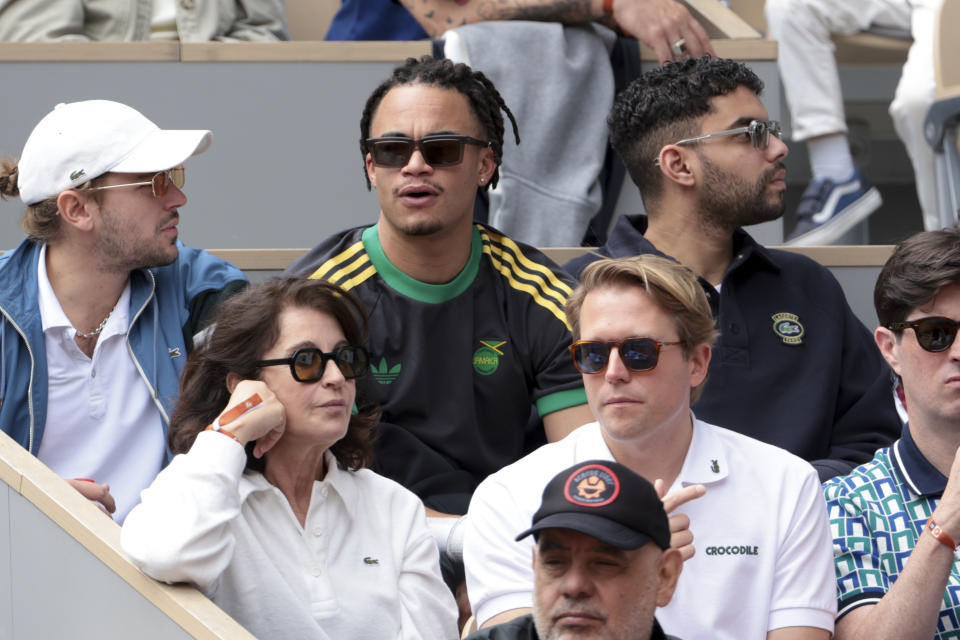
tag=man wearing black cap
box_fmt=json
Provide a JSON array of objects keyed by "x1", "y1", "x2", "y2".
[{"x1": 466, "y1": 460, "x2": 682, "y2": 640}]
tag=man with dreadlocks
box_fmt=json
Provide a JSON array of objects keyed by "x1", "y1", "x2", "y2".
[{"x1": 286, "y1": 56, "x2": 592, "y2": 521}]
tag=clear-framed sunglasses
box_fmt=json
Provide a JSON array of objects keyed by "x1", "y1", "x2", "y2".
[{"x1": 654, "y1": 120, "x2": 782, "y2": 165}]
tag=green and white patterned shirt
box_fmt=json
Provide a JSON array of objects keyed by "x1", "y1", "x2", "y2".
[{"x1": 823, "y1": 424, "x2": 960, "y2": 636}]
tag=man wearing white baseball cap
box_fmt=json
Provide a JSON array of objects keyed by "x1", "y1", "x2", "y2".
[{"x1": 0, "y1": 100, "x2": 247, "y2": 523}]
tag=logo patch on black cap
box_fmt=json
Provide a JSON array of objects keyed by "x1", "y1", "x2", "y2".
[{"x1": 564, "y1": 463, "x2": 620, "y2": 507}]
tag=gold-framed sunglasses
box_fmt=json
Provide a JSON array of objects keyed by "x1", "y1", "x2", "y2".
[{"x1": 87, "y1": 166, "x2": 185, "y2": 198}]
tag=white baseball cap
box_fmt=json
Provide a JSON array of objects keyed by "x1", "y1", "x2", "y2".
[{"x1": 17, "y1": 100, "x2": 212, "y2": 205}]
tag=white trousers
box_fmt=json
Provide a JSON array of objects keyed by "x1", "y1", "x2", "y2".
[{"x1": 766, "y1": 0, "x2": 942, "y2": 230}]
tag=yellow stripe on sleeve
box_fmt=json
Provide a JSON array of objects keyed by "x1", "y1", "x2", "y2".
[
  {"x1": 338, "y1": 264, "x2": 378, "y2": 291},
  {"x1": 479, "y1": 228, "x2": 573, "y2": 305},
  {"x1": 482, "y1": 243, "x2": 571, "y2": 330},
  {"x1": 308, "y1": 240, "x2": 367, "y2": 281}
]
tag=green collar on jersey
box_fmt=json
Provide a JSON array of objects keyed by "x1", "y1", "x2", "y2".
[{"x1": 361, "y1": 224, "x2": 482, "y2": 304}]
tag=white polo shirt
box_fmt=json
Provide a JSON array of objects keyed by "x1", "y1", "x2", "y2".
[
  {"x1": 122, "y1": 434, "x2": 459, "y2": 640},
  {"x1": 463, "y1": 417, "x2": 836, "y2": 639},
  {"x1": 35, "y1": 244, "x2": 166, "y2": 523}
]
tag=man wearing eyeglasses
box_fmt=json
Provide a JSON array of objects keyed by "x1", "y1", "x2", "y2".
[
  {"x1": 0, "y1": 100, "x2": 247, "y2": 523},
  {"x1": 566, "y1": 56, "x2": 901, "y2": 484},
  {"x1": 463, "y1": 254, "x2": 835, "y2": 639},
  {"x1": 823, "y1": 227, "x2": 960, "y2": 640},
  {"x1": 285, "y1": 56, "x2": 593, "y2": 522}
]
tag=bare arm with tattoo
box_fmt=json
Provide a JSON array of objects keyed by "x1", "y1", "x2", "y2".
[{"x1": 398, "y1": 0, "x2": 714, "y2": 64}]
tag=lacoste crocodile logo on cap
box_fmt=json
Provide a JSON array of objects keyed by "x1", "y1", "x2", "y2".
[
  {"x1": 70, "y1": 169, "x2": 86, "y2": 181},
  {"x1": 564, "y1": 463, "x2": 621, "y2": 507}
]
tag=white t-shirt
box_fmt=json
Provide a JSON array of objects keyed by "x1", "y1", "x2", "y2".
[
  {"x1": 463, "y1": 417, "x2": 836, "y2": 639},
  {"x1": 36, "y1": 244, "x2": 166, "y2": 523},
  {"x1": 122, "y1": 434, "x2": 459, "y2": 640}
]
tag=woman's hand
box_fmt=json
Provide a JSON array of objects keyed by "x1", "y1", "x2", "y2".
[{"x1": 218, "y1": 379, "x2": 286, "y2": 458}]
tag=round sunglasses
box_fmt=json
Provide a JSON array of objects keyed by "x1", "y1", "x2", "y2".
[
  {"x1": 888, "y1": 316, "x2": 960, "y2": 352},
  {"x1": 569, "y1": 338, "x2": 684, "y2": 375},
  {"x1": 255, "y1": 346, "x2": 369, "y2": 382},
  {"x1": 364, "y1": 134, "x2": 490, "y2": 167}
]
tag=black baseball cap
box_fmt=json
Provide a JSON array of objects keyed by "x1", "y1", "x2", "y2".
[{"x1": 515, "y1": 460, "x2": 670, "y2": 550}]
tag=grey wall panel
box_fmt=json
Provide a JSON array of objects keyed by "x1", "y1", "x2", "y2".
[
  {"x1": 7, "y1": 491, "x2": 193, "y2": 640},
  {"x1": 0, "y1": 60, "x2": 392, "y2": 250},
  {"x1": 0, "y1": 486, "x2": 11, "y2": 640},
  {"x1": 832, "y1": 265, "x2": 881, "y2": 330}
]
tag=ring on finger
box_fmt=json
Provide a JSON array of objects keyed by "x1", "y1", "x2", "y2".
[{"x1": 671, "y1": 38, "x2": 687, "y2": 56}]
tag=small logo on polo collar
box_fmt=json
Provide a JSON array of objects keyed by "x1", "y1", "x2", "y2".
[
  {"x1": 473, "y1": 339, "x2": 507, "y2": 376},
  {"x1": 711, "y1": 459, "x2": 720, "y2": 474},
  {"x1": 70, "y1": 169, "x2": 86, "y2": 181},
  {"x1": 771, "y1": 312, "x2": 804, "y2": 345},
  {"x1": 564, "y1": 463, "x2": 620, "y2": 507},
  {"x1": 363, "y1": 556, "x2": 379, "y2": 565}
]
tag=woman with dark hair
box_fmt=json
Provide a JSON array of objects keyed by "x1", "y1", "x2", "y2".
[{"x1": 121, "y1": 278, "x2": 458, "y2": 639}]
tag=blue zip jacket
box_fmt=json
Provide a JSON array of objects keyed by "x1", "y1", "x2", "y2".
[{"x1": 0, "y1": 238, "x2": 247, "y2": 456}]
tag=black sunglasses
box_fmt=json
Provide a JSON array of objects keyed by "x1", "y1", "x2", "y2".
[
  {"x1": 569, "y1": 338, "x2": 685, "y2": 375},
  {"x1": 888, "y1": 316, "x2": 960, "y2": 353},
  {"x1": 364, "y1": 134, "x2": 490, "y2": 167},
  {"x1": 255, "y1": 346, "x2": 369, "y2": 382}
]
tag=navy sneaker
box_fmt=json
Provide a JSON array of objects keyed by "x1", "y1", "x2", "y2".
[{"x1": 785, "y1": 168, "x2": 882, "y2": 246}]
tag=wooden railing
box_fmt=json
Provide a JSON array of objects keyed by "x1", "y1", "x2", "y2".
[{"x1": 0, "y1": 429, "x2": 255, "y2": 640}]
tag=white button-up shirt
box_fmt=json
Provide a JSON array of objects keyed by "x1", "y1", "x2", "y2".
[{"x1": 122, "y1": 433, "x2": 458, "y2": 639}]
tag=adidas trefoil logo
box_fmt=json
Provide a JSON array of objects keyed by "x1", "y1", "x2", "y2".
[{"x1": 371, "y1": 357, "x2": 401, "y2": 385}]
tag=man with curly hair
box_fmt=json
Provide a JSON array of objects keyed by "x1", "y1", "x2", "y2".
[{"x1": 566, "y1": 57, "x2": 901, "y2": 483}]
